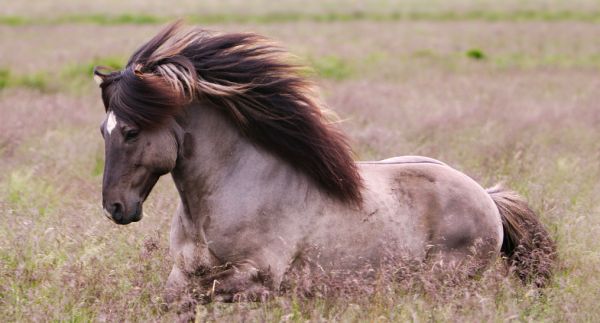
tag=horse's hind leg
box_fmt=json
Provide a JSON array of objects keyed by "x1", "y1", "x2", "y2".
[
  {"x1": 426, "y1": 234, "x2": 500, "y2": 282},
  {"x1": 424, "y1": 191, "x2": 503, "y2": 279}
]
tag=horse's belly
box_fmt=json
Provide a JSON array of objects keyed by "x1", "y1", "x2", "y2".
[
  {"x1": 303, "y1": 212, "x2": 429, "y2": 269},
  {"x1": 204, "y1": 159, "x2": 502, "y2": 276},
  {"x1": 304, "y1": 184, "x2": 433, "y2": 268}
]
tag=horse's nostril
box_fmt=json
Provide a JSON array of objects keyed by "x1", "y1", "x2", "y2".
[{"x1": 111, "y1": 202, "x2": 123, "y2": 221}]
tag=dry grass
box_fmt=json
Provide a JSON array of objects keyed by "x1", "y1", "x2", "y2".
[{"x1": 1, "y1": 1, "x2": 600, "y2": 321}]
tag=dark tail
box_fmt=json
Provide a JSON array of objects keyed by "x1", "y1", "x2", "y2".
[{"x1": 487, "y1": 185, "x2": 557, "y2": 287}]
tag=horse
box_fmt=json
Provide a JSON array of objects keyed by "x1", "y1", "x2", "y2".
[{"x1": 94, "y1": 22, "x2": 556, "y2": 303}]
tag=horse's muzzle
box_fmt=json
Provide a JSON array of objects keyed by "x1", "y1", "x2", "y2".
[{"x1": 104, "y1": 201, "x2": 143, "y2": 225}]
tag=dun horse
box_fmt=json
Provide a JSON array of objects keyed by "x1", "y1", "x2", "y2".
[{"x1": 95, "y1": 22, "x2": 555, "y2": 302}]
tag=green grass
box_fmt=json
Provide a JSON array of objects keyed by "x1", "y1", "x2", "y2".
[
  {"x1": 5, "y1": 48, "x2": 600, "y2": 95},
  {"x1": 0, "y1": 69, "x2": 10, "y2": 89},
  {"x1": 0, "y1": 69, "x2": 50, "y2": 91},
  {"x1": 308, "y1": 55, "x2": 355, "y2": 80},
  {"x1": 58, "y1": 50, "x2": 572, "y2": 89},
  {"x1": 0, "y1": 16, "x2": 27, "y2": 26},
  {"x1": 60, "y1": 56, "x2": 125, "y2": 92},
  {"x1": 0, "y1": 57, "x2": 125, "y2": 93},
  {"x1": 466, "y1": 48, "x2": 486, "y2": 60},
  {"x1": 2, "y1": 54, "x2": 354, "y2": 93},
  {"x1": 61, "y1": 56, "x2": 124, "y2": 79},
  {"x1": 14, "y1": 73, "x2": 50, "y2": 91},
  {"x1": 2, "y1": 9, "x2": 600, "y2": 26}
]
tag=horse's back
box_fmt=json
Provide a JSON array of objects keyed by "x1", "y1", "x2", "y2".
[{"x1": 358, "y1": 155, "x2": 447, "y2": 166}]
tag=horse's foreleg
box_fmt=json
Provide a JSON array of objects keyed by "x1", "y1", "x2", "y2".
[
  {"x1": 166, "y1": 208, "x2": 218, "y2": 304},
  {"x1": 164, "y1": 265, "x2": 190, "y2": 304},
  {"x1": 163, "y1": 246, "x2": 217, "y2": 315},
  {"x1": 208, "y1": 262, "x2": 272, "y2": 302}
]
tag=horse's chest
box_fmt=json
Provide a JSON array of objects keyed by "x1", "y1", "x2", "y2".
[{"x1": 204, "y1": 206, "x2": 305, "y2": 263}]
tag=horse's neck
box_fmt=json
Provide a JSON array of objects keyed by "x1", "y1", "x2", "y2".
[{"x1": 170, "y1": 103, "x2": 315, "y2": 225}]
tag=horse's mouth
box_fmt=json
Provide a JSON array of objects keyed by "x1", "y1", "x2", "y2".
[{"x1": 103, "y1": 208, "x2": 114, "y2": 222}]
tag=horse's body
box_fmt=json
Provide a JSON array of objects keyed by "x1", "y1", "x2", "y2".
[
  {"x1": 94, "y1": 22, "x2": 555, "y2": 303},
  {"x1": 166, "y1": 105, "x2": 503, "y2": 299}
]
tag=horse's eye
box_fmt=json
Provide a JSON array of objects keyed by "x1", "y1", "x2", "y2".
[{"x1": 124, "y1": 129, "x2": 139, "y2": 141}]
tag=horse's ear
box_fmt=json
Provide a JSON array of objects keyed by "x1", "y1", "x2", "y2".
[
  {"x1": 93, "y1": 66, "x2": 111, "y2": 86},
  {"x1": 93, "y1": 74, "x2": 104, "y2": 85}
]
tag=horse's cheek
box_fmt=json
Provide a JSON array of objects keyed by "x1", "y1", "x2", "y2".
[{"x1": 143, "y1": 138, "x2": 177, "y2": 174}]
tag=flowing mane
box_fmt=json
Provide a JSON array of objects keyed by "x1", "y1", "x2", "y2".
[{"x1": 95, "y1": 22, "x2": 363, "y2": 204}]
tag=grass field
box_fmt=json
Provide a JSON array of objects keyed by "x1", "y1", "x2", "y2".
[{"x1": 1, "y1": 1, "x2": 599, "y2": 321}]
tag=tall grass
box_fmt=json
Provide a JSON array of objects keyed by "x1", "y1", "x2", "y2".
[{"x1": 1, "y1": 7, "x2": 599, "y2": 321}]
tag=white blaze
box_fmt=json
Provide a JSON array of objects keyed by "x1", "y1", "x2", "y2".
[{"x1": 106, "y1": 111, "x2": 117, "y2": 135}]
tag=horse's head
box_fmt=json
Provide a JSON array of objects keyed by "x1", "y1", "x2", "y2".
[
  {"x1": 95, "y1": 61, "x2": 185, "y2": 224},
  {"x1": 99, "y1": 109, "x2": 179, "y2": 224}
]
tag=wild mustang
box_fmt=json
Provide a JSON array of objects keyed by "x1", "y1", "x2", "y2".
[{"x1": 95, "y1": 22, "x2": 555, "y2": 303}]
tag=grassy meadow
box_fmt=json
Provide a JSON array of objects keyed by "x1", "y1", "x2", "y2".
[{"x1": 1, "y1": 0, "x2": 599, "y2": 321}]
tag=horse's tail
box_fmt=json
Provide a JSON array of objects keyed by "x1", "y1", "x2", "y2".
[{"x1": 487, "y1": 184, "x2": 556, "y2": 287}]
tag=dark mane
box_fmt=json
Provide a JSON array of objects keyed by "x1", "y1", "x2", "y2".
[{"x1": 95, "y1": 22, "x2": 363, "y2": 204}]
